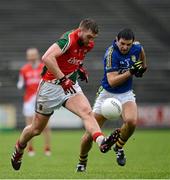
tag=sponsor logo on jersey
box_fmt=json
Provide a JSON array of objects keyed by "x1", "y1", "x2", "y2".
[
  {"x1": 74, "y1": 49, "x2": 78, "y2": 53},
  {"x1": 67, "y1": 57, "x2": 82, "y2": 65}
]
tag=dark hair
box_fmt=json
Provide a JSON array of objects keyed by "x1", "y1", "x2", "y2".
[
  {"x1": 117, "y1": 28, "x2": 135, "y2": 41},
  {"x1": 79, "y1": 18, "x2": 99, "y2": 34}
]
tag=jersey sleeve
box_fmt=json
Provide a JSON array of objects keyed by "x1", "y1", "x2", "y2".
[
  {"x1": 133, "y1": 41, "x2": 142, "y2": 54},
  {"x1": 56, "y1": 31, "x2": 73, "y2": 53},
  {"x1": 104, "y1": 46, "x2": 119, "y2": 73}
]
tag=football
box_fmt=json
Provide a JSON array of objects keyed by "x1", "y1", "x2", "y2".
[{"x1": 101, "y1": 98, "x2": 122, "y2": 120}]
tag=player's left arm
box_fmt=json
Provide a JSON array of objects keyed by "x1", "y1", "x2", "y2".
[
  {"x1": 77, "y1": 41, "x2": 94, "y2": 83},
  {"x1": 139, "y1": 47, "x2": 147, "y2": 69},
  {"x1": 135, "y1": 47, "x2": 147, "y2": 77},
  {"x1": 107, "y1": 71, "x2": 132, "y2": 87},
  {"x1": 77, "y1": 63, "x2": 88, "y2": 83},
  {"x1": 42, "y1": 43, "x2": 65, "y2": 79}
]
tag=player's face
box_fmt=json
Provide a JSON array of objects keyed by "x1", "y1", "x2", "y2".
[
  {"x1": 116, "y1": 38, "x2": 133, "y2": 54},
  {"x1": 79, "y1": 28, "x2": 98, "y2": 46},
  {"x1": 26, "y1": 49, "x2": 40, "y2": 63}
]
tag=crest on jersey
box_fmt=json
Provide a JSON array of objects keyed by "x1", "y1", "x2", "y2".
[
  {"x1": 131, "y1": 55, "x2": 136, "y2": 62},
  {"x1": 74, "y1": 49, "x2": 78, "y2": 53}
]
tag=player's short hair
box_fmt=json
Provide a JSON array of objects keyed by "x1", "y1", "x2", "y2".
[
  {"x1": 117, "y1": 28, "x2": 135, "y2": 41},
  {"x1": 26, "y1": 47, "x2": 39, "y2": 54},
  {"x1": 79, "y1": 18, "x2": 99, "y2": 34}
]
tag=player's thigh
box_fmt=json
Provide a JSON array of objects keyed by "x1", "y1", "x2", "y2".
[
  {"x1": 65, "y1": 93, "x2": 92, "y2": 118},
  {"x1": 122, "y1": 101, "x2": 138, "y2": 124},
  {"x1": 36, "y1": 81, "x2": 83, "y2": 116},
  {"x1": 31, "y1": 113, "x2": 50, "y2": 133}
]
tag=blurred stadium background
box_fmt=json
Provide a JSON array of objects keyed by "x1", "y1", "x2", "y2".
[
  {"x1": 0, "y1": 0, "x2": 170, "y2": 179},
  {"x1": 0, "y1": 0, "x2": 170, "y2": 130}
]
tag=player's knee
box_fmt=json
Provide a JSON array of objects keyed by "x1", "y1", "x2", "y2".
[
  {"x1": 79, "y1": 106, "x2": 93, "y2": 119},
  {"x1": 126, "y1": 118, "x2": 137, "y2": 127},
  {"x1": 32, "y1": 127, "x2": 43, "y2": 136}
]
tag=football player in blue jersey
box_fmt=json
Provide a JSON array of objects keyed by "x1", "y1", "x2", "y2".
[{"x1": 76, "y1": 28, "x2": 147, "y2": 172}]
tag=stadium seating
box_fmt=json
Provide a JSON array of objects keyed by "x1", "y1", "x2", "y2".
[{"x1": 0, "y1": 0, "x2": 169, "y2": 127}]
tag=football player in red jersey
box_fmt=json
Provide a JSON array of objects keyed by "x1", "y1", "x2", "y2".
[
  {"x1": 17, "y1": 48, "x2": 51, "y2": 156},
  {"x1": 11, "y1": 19, "x2": 120, "y2": 171}
]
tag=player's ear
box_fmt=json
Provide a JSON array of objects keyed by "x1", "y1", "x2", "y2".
[{"x1": 115, "y1": 36, "x2": 118, "y2": 42}]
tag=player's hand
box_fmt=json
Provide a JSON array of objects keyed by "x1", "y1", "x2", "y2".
[
  {"x1": 58, "y1": 76, "x2": 76, "y2": 94},
  {"x1": 129, "y1": 61, "x2": 143, "y2": 75},
  {"x1": 135, "y1": 67, "x2": 147, "y2": 78},
  {"x1": 77, "y1": 64, "x2": 88, "y2": 83}
]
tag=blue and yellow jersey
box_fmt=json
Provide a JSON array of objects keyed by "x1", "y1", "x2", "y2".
[{"x1": 101, "y1": 40, "x2": 142, "y2": 93}]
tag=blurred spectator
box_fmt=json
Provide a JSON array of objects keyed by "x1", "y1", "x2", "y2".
[{"x1": 17, "y1": 48, "x2": 51, "y2": 156}]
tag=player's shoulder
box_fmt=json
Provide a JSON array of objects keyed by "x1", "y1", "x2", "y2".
[
  {"x1": 131, "y1": 41, "x2": 143, "y2": 53},
  {"x1": 20, "y1": 63, "x2": 31, "y2": 72},
  {"x1": 105, "y1": 44, "x2": 116, "y2": 56},
  {"x1": 59, "y1": 29, "x2": 77, "y2": 42},
  {"x1": 132, "y1": 41, "x2": 143, "y2": 48},
  {"x1": 68, "y1": 29, "x2": 80, "y2": 44},
  {"x1": 106, "y1": 44, "x2": 114, "y2": 52},
  {"x1": 104, "y1": 44, "x2": 116, "y2": 61},
  {"x1": 133, "y1": 41, "x2": 141, "y2": 45},
  {"x1": 56, "y1": 29, "x2": 75, "y2": 52}
]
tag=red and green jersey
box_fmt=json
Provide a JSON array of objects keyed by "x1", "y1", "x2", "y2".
[
  {"x1": 19, "y1": 62, "x2": 44, "y2": 102},
  {"x1": 42, "y1": 28, "x2": 94, "y2": 81}
]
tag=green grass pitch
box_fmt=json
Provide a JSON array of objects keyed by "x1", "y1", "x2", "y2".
[{"x1": 0, "y1": 129, "x2": 170, "y2": 179}]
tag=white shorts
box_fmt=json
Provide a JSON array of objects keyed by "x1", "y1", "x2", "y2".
[
  {"x1": 23, "y1": 95, "x2": 36, "y2": 117},
  {"x1": 35, "y1": 80, "x2": 83, "y2": 116},
  {"x1": 93, "y1": 87, "x2": 136, "y2": 115}
]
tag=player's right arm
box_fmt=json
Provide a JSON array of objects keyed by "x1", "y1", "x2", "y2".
[
  {"x1": 107, "y1": 71, "x2": 132, "y2": 87},
  {"x1": 42, "y1": 40, "x2": 76, "y2": 94},
  {"x1": 42, "y1": 43, "x2": 65, "y2": 79},
  {"x1": 107, "y1": 61, "x2": 144, "y2": 87}
]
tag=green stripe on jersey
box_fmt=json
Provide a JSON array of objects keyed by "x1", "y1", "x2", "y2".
[
  {"x1": 69, "y1": 71, "x2": 79, "y2": 83},
  {"x1": 56, "y1": 30, "x2": 74, "y2": 53}
]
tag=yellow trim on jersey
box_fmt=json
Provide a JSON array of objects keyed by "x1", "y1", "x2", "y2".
[{"x1": 106, "y1": 46, "x2": 113, "y2": 70}]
